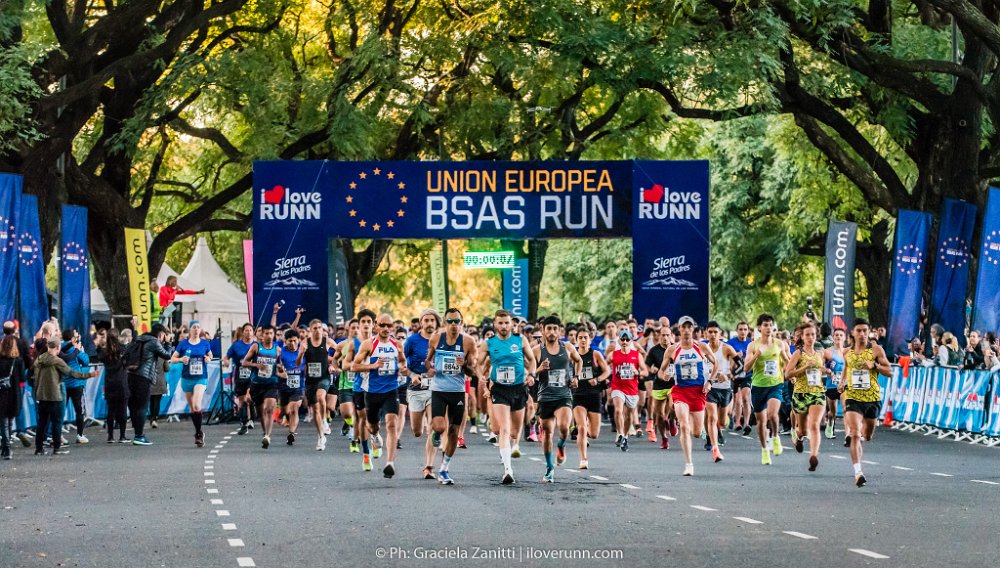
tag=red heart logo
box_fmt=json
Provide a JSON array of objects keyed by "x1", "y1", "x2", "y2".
[
  {"x1": 263, "y1": 185, "x2": 285, "y2": 204},
  {"x1": 642, "y1": 183, "x2": 664, "y2": 203}
]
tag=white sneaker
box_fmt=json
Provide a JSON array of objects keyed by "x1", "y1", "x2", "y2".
[
  {"x1": 683, "y1": 463, "x2": 694, "y2": 476},
  {"x1": 323, "y1": 423, "x2": 332, "y2": 436},
  {"x1": 579, "y1": 460, "x2": 589, "y2": 470},
  {"x1": 374, "y1": 433, "x2": 384, "y2": 449},
  {"x1": 76, "y1": 434, "x2": 89, "y2": 444},
  {"x1": 316, "y1": 436, "x2": 326, "y2": 451},
  {"x1": 470, "y1": 425, "x2": 478, "y2": 434},
  {"x1": 346, "y1": 426, "x2": 354, "y2": 440}
]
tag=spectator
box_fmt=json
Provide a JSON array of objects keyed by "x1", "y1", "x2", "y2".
[
  {"x1": 158, "y1": 275, "x2": 204, "y2": 325},
  {"x1": 120, "y1": 328, "x2": 133, "y2": 346},
  {"x1": 149, "y1": 352, "x2": 170, "y2": 430},
  {"x1": 937, "y1": 332, "x2": 963, "y2": 368},
  {"x1": 964, "y1": 331, "x2": 986, "y2": 370},
  {"x1": 983, "y1": 334, "x2": 1000, "y2": 372},
  {"x1": 59, "y1": 329, "x2": 92, "y2": 444},
  {"x1": 127, "y1": 323, "x2": 173, "y2": 446},
  {"x1": 31, "y1": 338, "x2": 98, "y2": 455},
  {"x1": 907, "y1": 338, "x2": 933, "y2": 367},
  {"x1": 929, "y1": 323, "x2": 945, "y2": 357},
  {"x1": 97, "y1": 330, "x2": 129, "y2": 443},
  {"x1": 875, "y1": 326, "x2": 888, "y2": 349},
  {"x1": 0, "y1": 335, "x2": 25, "y2": 460}
]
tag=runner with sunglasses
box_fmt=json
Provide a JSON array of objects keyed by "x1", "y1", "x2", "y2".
[{"x1": 425, "y1": 308, "x2": 477, "y2": 485}]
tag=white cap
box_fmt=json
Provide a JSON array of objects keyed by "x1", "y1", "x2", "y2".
[{"x1": 677, "y1": 316, "x2": 696, "y2": 327}]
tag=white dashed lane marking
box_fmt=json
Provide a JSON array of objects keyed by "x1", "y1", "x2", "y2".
[
  {"x1": 733, "y1": 517, "x2": 763, "y2": 524},
  {"x1": 205, "y1": 472, "x2": 215, "y2": 476},
  {"x1": 829, "y1": 455, "x2": 847, "y2": 460},
  {"x1": 690, "y1": 505, "x2": 717, "y2": 512},
  {"x1": 783, "y1": 531, "x2": 818, "y2": 540},
  {"x1": 210, "y1": 499, "x2": 224, "y2": 505},
  {"x1": 971, "y1": 480, "x2": 999, "y2": 485},
  {"x1": 620, "y1": 484, "x2": 640, "y2": 490},
  {"x1": 205, "y1": 466, "x2": 214, "y2": 470},
  {"x1": 222, "y1": 524, "x2": 237, "y2": 530},
  {"x1": 861, "y1": 460, "x2": 879, "y2": 465},
  {"x1": 589, "y1": 475, "x2": 609, "y2": 481},
  {"x1": 930, "y1": 472, "x2": 954, "y2": 477},
  {"x1": 207, "y1": 488, "x2": 219, "y2": 494},
  {"x1": 216, "y1": 510, "x2": 230, "y2": 517},
  {"x1": 528, "y1": 457, "x2": 541, "y2": 462},
  {"x1": 205, "y1": 479, "x2": 216, "y2": 484},
  {"x1": 237, "y1": 558, "x2": 256, "y2": 567},
  {"x1": 563, "y1": 469, "x2": 579, "y2": 473},
  {"x1": 850, "y1": 548, "x2": 890, "y2": 559},
  {"x1": 656, "y1": 495, "x2": 676, "y2": 501},
  {"x1": 228, "y1": 539, "x2": 245, "y2": 547},
  {"x1": 891, "y1": 466, "x2": 912, "y2": 471}
]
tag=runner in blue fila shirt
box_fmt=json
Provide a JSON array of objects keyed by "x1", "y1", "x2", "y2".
[
  {"x1": 242, "y1": 325, "x2": 282, "y2": 449},
  {"x1": 424, "y1": 307, "x2": 478, "y2": 485},
  {"x1": 351, "y1": 313, "x2": 410, "y2": 478},
  {"x1": 170, "y1": 321, "x2": 213, "y2": 448},
  {"x1": 478, "y1": 309, "x2": 538, "y2": 486},
  {"x1": 278, "y1": 329, "x2": 305, "y2": 447}
]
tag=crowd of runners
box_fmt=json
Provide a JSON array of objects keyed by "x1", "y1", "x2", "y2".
[{"x1": 215, "y1": 306, "x2": 890, "y2": 488}]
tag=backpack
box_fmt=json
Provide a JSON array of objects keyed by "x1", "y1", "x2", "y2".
[{"x1": 124, "y1": 338, "x2": 145, "y2": 372}]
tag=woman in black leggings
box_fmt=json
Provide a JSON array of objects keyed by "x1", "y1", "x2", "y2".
[{"x1": 98, "y1": 331, "x2": 129, "y2": 443}]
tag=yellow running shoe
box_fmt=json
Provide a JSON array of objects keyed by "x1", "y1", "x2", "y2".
[
  {"x1": 771, "y1": 436, "x2": 783, "y2": 456},
  {"x1": 362, "y1": 454, "x2": 373, "y2": 472},
  {"x1": 761, "y1": 448, "x2": 772, "y2": 465}
]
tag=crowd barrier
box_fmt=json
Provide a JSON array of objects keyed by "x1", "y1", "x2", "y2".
[
  {"x1": 14, "y1": 362, "x2": 227, "y2": 430},
  {"x1": 881, "y1": 365, "x2": 1000, "y2": 445}
]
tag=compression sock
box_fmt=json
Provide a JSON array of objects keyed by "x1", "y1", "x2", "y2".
[
  {"x1": 544, "y1": 451, "x2": 554, "y2": 469},
  {"x1": 441, "y1": 455, "x2": 452, "y2": 472},
  {"x1": 192, "y1": 413, "x2": 203, "y2": 434},
  {"x1": 345, "y1": 416, "x2": 353, "y2": 427},
  {"x1": 499, "y1": 446, "x2": 512, "y2": 471},
  {"x1": 361, "y1": 439, "x2": 370, "y2": 455}
]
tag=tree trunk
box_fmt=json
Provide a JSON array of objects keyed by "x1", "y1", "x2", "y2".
[
  {"x1": 527, "y1": 239, "x2": 548, "y2": 321},
  {"x1": 343, "y1": 239, "x2": 392, "y2": 298},
  {"x1": 855, "y1": 220, "x2": 892, "y2": 328}
]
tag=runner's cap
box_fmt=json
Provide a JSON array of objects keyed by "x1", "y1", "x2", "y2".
[{"x1": 678, "y1": 316, "x2": 696, "y2": 327}]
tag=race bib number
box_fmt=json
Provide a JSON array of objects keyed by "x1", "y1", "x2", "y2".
[
  {"x1": 496, "y1": 365, "x2": 516, "y2": 385},
  {"x1": 378, "y1": 357, "x2": 397, "y2": 376},
  {"x1": 258, "y1": 363, "x2": 273, "y2": 379},
  {"x1": 851, "y1": 369, "x2": 871, "y2": 390},
  {"x1": 831, "y1": 372, "x2": 842, "y2": 386},
  {"x1": 549, "y1": 369, "x2": 567, "y2": 388},
  {"x1": 806, "y1": 369, "x2": 822, "y2": 387},
  {"x1": 420, "y1": 376, "x2": 431, "y2": 389},
  {"x1": 442, "y1": 356, "x2": 461, "y2": 376},
  {"x1": 286, "y1": 374, "x2": 300, "y2": 389},
  {"x1": 307, "y1": 362, "x2": 322, "y2": 378},
  {"x1": 618, "y1": 364, "x2": 635, "y2": 380},
  {"x1": 763, "y1": 360, "x2": 778, "y2": 378},
  {"x1": 189, "y1": 359, "x2": 204, "y2": 376},
  {"x1": 238, "y1": 366, "x2": 251, "y2": 380},
  {"x1": 679, "y1": 363, "x2": 698, "y2": 381},
  {"x1": 582, "y1": 367, "x2": 594, "y2": 380}
]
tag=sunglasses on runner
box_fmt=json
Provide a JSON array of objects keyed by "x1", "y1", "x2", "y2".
[
  {"x1": 446, "y1": 318, "x2": 462, "y2": 324},
  {"x1": 377, "y1": 323, "x2": 393, "y2": 328}
]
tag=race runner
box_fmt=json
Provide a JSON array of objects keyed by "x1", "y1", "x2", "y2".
[
  {"x1": 608, "y1": 329, "x2": 646, "y2": 452},
  {"x1": 277, "y1": 330, "x2": 304, "y2": 446},
  {"x1": 297, "y1": 319, "x2": 335, "y2": 450},
  {"x1": 743, "y1": 314, "x2": 791, "y2": 465},
  {"x1": 425, "y1": 308, "x2": 477, "y2": 485},
  {"x1": 170, "y1": 321, "x2": 213, "y2": 447},
  {"x1": 727, "y1": 321, "x2": 753, "y2": 435},
  {"x1": 661, "y1": 316, "x2": 717, "y2": 475},
  {"x1": 572, "y1": 328, "x2": 610, "y2": 469},
  {"x1": 532, "y1": 315, "x2": 583, "y2": 482},
  {"x1": 241, "y1": 325, "x2": 281, "y2": 449},
  {"x1": 784, "y1": 321, "x2": 833, "y2": 471},
  {"x1": 404, "y1": 309, "x2": 440, "y2": 479},
  {"x1": 839, "y1": 318, "x2": 891, "y2": 487},
  {"x1": 703, "y1": 321, "x2": 738, "y2": 461},
  {"x1": 224, "y1": 324, "x2": 257, "y2": 436}
]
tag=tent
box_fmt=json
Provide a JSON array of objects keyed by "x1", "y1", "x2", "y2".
[{"x1": 176, "y1": 237, "x2": 250, "y2": 331}]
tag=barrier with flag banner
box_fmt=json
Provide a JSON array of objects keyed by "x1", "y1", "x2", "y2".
[
  {"x1": 881, "y1": 366, "x2": 997, "y2": 443},
  {"x1": 17, "y1": 362, "x2": 227, "y2": 428}
]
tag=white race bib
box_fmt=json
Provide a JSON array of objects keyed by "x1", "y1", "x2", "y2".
[
  {"x1": 442, "y1": 355, "x2": 461, "y2": 376},
  {"x1": 851, "y1": 369, "x2": 871, "y2": 390},
  {"x1": 679, "y1": 363, "x2": 698, "y2": 381},
  {"x1": 618, "y1": 364, "x2": 635, "y2": 380},
  {"x1": 378, "y1": 357, "x2": 396, "y2": 376},
  {"x1": 420, "y1": 376, "x2": 431, "y2": 389},
  {"x1": 763, "y1": 360, "x2": 778, "y2": 378},
  {"x1": 496, "y1": 365, "x2": 515, "y2": 385},
  {"x1": 307, "y1": 362, "x2": 322, "y2": 378},
  {"x1": 831, "y1": 372, "x2": 842, "y2": 386},
  {"x1": 549, "y1": 369, "x2": 567, "y2": 388},
  {"x1": 806, "y1": 368, "x2": 822, "y2": 387},
  {"x1": 258, "y1": 363, "x2": 273, "y2": 379},
  {"x1": 582, "y1": 367, "x2": 594, "y2": 380},
  {"x1": 286, "y1": 374, "x2": 300, "y2": 389},
  {"x1": 238, "y1": 366, "x2": 251, "y2": 380},
  {"x1": 189, "y1": 360, "x2": 203, "y2": 376}
]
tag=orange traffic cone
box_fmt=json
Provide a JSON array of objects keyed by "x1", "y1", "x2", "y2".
[{"x1": 882, "y1": 399, "x2": 894, "y2": 427}]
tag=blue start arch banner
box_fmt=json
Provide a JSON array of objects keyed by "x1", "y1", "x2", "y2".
[{"x1": 252, "y1": 160, "x2": 709, "y2": 324}]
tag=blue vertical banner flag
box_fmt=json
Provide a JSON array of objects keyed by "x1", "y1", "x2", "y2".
[
  {"x1": 886, "y1": 210, "x2": 932, "y2": 358},
  {"x1": 631, "y1": 161, "x2": 710, "y2": 323},
  {"x1": 18, "y1": 194, "x2": 48, "y2": 336},
  {"x1": 60, "y1": 205, "x2": 91, "y2": 335},
  {"x1": 0, "y1": 174, "x2": 22, "y2": 322},
  {"x1": 502, "y1": 258, "x2": 529, "y2": 319},
  {"x1": 929, "y1": 198, "x2": 977, "y2": 341},
  {"x1": 973, "y1": 187, "x2": 1000, "y2": 335}
]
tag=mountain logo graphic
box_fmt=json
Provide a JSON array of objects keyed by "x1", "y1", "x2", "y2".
[
  {"x1": 642, "y1": 276, "x2": 696, "y2": 287},
  {"x1": 265, "y1": 276, "x2": 317, "y2": 287}
]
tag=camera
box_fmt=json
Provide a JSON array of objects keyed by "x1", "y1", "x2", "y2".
[{"x1": 805, "y1": 296, "x2": 816, "y2": 321}]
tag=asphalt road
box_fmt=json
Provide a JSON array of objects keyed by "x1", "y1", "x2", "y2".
[{"x1": 2, "y1": 415, "x2": 998, "y2": 568}]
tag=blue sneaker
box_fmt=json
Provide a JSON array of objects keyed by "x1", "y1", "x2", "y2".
[
  {"x1": 132, "y1": 437, "x2": 153, "y2": 446},
  {"x1": 438, "y1": 470, "x2": 454, "y2": 485}
]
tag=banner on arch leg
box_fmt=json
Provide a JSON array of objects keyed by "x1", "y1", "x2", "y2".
[
  {"x1": 631, "y1": 160, "x2": 710, "y2": 323},
  {"x1": 0, "y1": 174, "x2": 22, "y2": 322},
  {"x1": 929, "y1": 198, "x2": 976, "y2": 342},
  {"x1": 887, "y1": 210, "x2": 932, "y2": 358},
  {"x1": 973, "y1": 187, "x2": 1000, "y2": 336}
]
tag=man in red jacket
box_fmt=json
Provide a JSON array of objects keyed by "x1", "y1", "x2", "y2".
[{"x1": 158, "y1": 275, "x2": 204, "y2": 325}]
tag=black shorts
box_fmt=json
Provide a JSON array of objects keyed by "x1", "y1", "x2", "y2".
[
  {"x1": 573, "y1": 392, "x2": 602, "y2": 414},
  {"x1": 706, "y1": 388, "x2": 733, "y2": 407},
  {"x1": 397, "y1": 386, "x2": 409, "y2": 406},
  {"x1": 234, "y1": 379, "x2": 252, "y2": 397},
  {"x1": 527, "y1": 383, "x2": 539, "y2": 402},
  {"x1": 732, "y1": 377, "x2": 750, "y2": 390},
  {"x1": 537, "y1": 398, "x2": 572, "y2": 420},
  {"x1": 432, "y1": 391, "x2": 466, "y2": 426},
  {"x1": 365, "y1": 391, "x2": 400, "y2": 424},
  {"x1": 490, "y1": 383, "x2": 528, "y2": 412},
  {"x1": 825, "y1": 388, "x2": 841, "y2": 401},
  {"x1": 845, "y1": 399, "x2": 881, "y2": 420},
  {"x1": 279, "y1": 391, "x2": 304, "y2": 406},
  {"x1": 352, "y1": 390, "x2": 366, "y2": 410},
  {"x1": 249, "y1": 384, "x2": 279, "y2": 407},
  {"x1": 305, "y1": 380, "x2": 330, "y2": 406},
  {"x1": 339, "y1": 388, "x2": 353, "y2": 404},
  {"x1": 469, "y1": 375, "x2": 479, "y2": 390}
]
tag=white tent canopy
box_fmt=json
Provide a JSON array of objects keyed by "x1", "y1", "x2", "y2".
[{"x1": 177, "y1": 237, "x2": 249, "y2": 330}]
